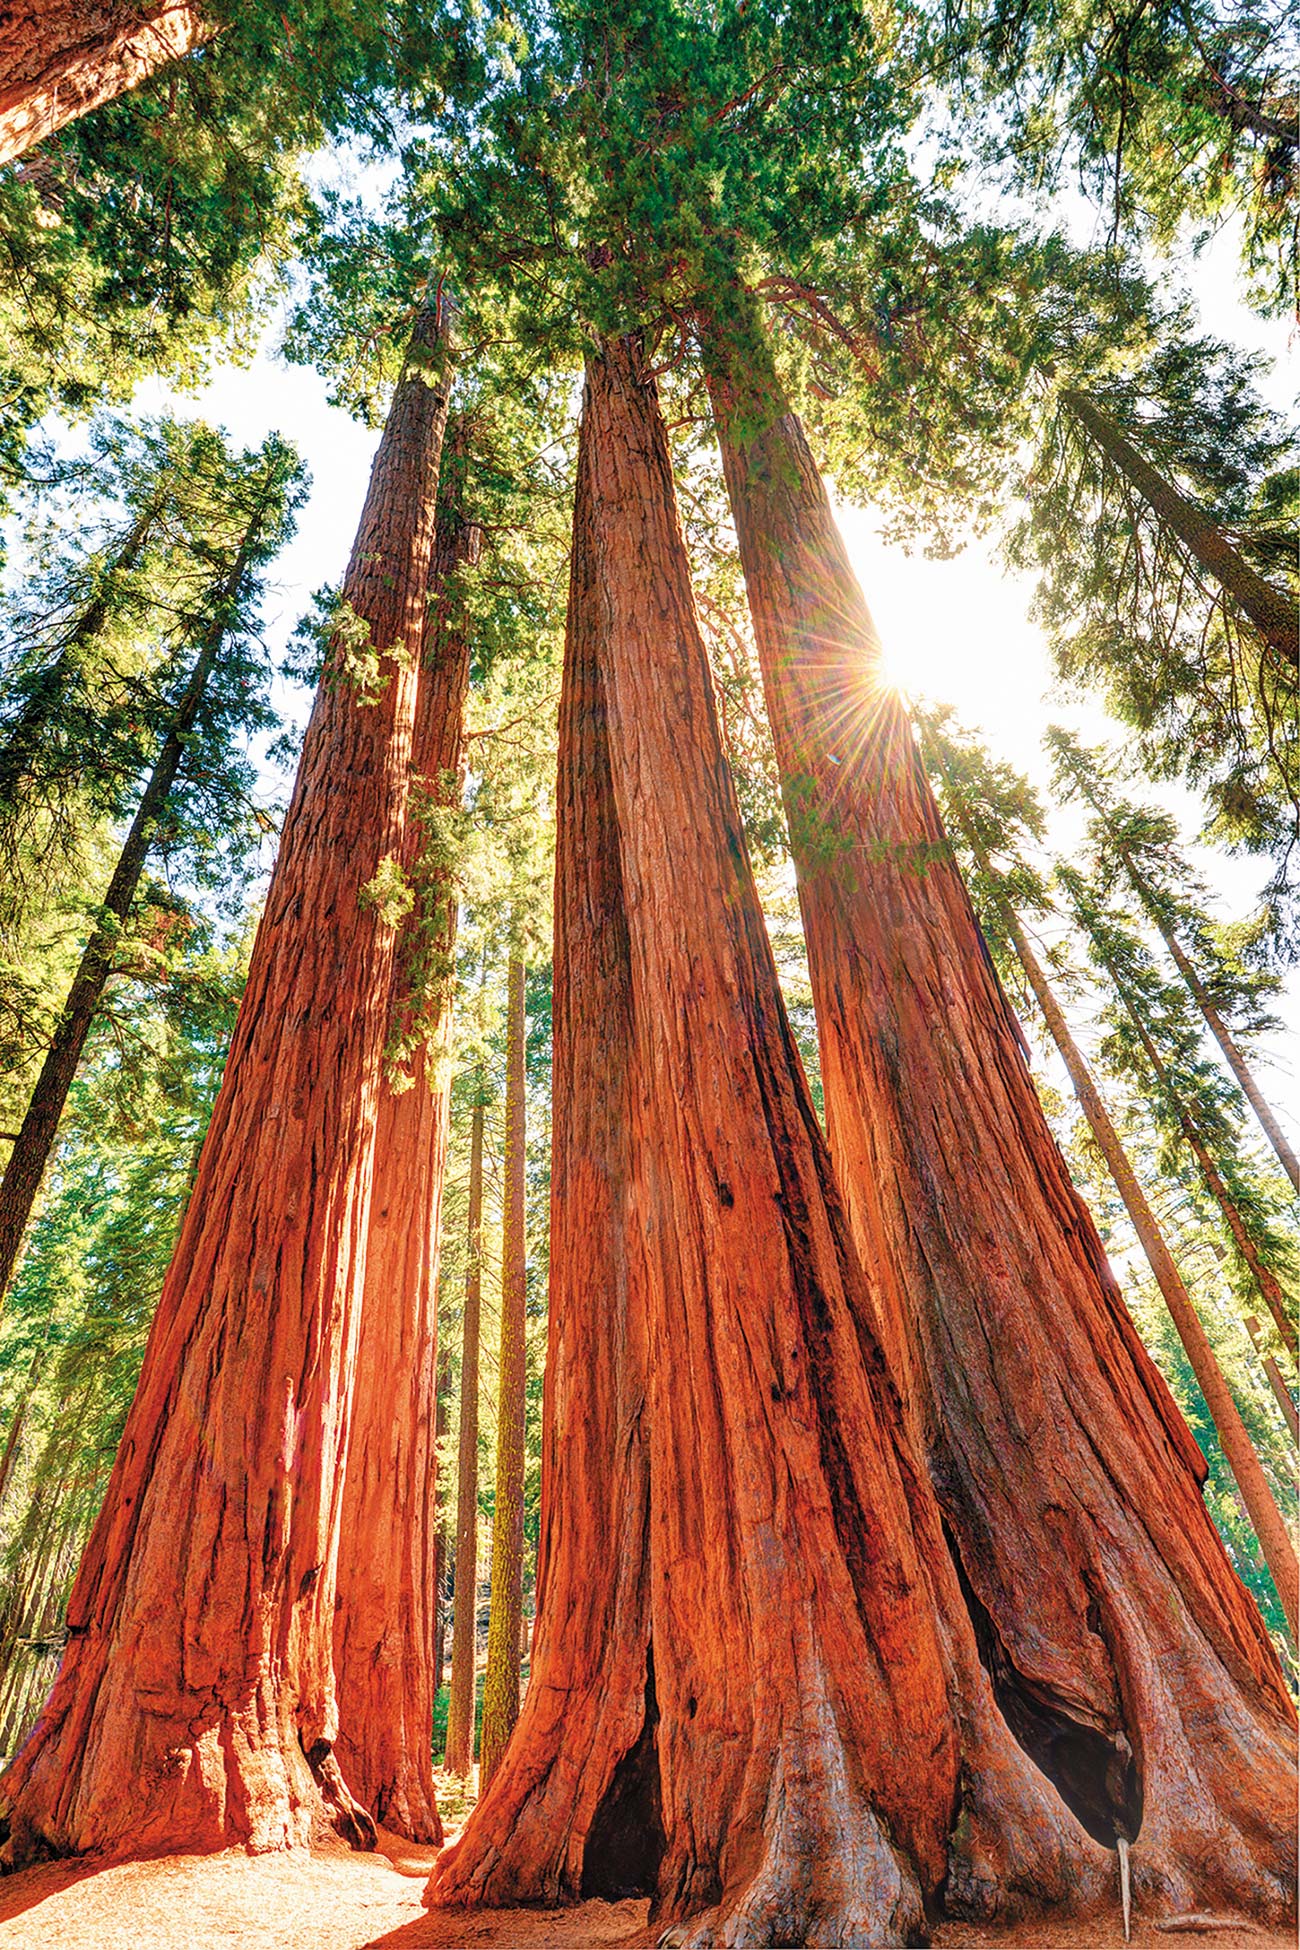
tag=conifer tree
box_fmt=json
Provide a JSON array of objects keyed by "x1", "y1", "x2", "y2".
[
  {"x1": 444, "y1": 1087, "x2": 484, "y2": 1781},
  {"x1": 0, "y1": 432, "x2": 303, "y2": 1305},
  {"x1": 695, "y1": 271, "x2": 1295, "y2": 1925},
  {"x1": 936, "y1": 0, "x2": 1297, "y2": 310},
  {"x1": 0, "y1": 296, "x2": 454, "y2": 1865},
  {"x1": 1048, "y1": 726, "x2": 1299, "y2": 1191},
  {"x1": 1056, "y1": 864, "x2": 1299, "y2": 1364},
  {"x1": 332, "y1": 405, "x2": 478, "y2": 1845}
]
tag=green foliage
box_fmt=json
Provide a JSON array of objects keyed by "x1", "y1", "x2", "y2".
[{"x1": 937, "y1": 0, "x2": 1298, "y2": 311}]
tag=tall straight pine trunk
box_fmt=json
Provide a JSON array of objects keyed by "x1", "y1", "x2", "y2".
[
  {"x1": 0, "y1": 518, "x2": 263, "y2": 1306},
  {"x1": 0, "y1": 0, "x2": 211, "y2": 165},
  {"x1": 0, "y1": 303, "x2": 454, "y2": 1867},
  {"x1": 444, "y1": 1095, "x2": 484, "y2": 1779},
  {"x1": 479, "y1": 955, "x2": 527, "y2": 1792},
  {"x1": 431, "y1": 335, "x2": 1180, "y2": 1945},
  {"x1": 333, "y1": 428, "x2": 474, "y2": 1843},
  {"x1": 701, "y1": 293, "x2": 1296, "y2": 1927}
]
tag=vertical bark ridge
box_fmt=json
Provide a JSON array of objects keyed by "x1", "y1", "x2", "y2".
[
  {"x1": 430, "y1": 393, "x2": 655, "y2": 1902},
  {"x1": 333, "y1": 431, "x2": 474, "y2": 1844},
  {"x1": 701, "y1": 300, "x2": 1297, "y2": 1927},
  {"x1": 0, "y1": 303, "x2": 454, "y2": 1868},
  {"x1": 949, "y1": 830, "x2": 1298, "y2": 1639}
]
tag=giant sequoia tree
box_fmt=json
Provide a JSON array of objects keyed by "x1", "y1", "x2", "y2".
[
  {"x1": 698, "y1": 281, "x2": 1296, "y2": 1924},
  {"x1": 0, "y1": 298, "x2": 453, "y2": 1864}
]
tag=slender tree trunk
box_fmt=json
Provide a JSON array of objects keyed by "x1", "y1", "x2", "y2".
[
  {"x1": 701, "y1": 295, "x2": 1296, "y2": 1926},
  {"x1": 332, "y1": 422, "x2": 473, "y2": 1846},
  {"x1": 444, "y1": 1098, "x2": 484, "y2": 1780},
  {"x1": 0, "y1": 303, "x2": 454, "y2": 1869},
  {"x1": 1245, "y1": 1317, "x2": 1300, "y2": 1441},
  {"x1": 433, "y1": 335, "x2": 1152, "y2": 1944},
  {"x1": 1060, "y1": 391, "x2": 1298, "y2": 669},
  {"x1": 1116, "y1": 998, "x2": 1298, "y2": 1363},
  {"x1": 971, "y1": 865, "x2": 1298, "y2": 1637},
  {"x1": 0, "y1": 524, "x2": 261, "y2": 1307},
  {"x1": 1099, "y1": 837, "x2": 1300, "y2": 1196},
  {"x1": 1152, "y1": 917, "x2": 1297, "y2": 1197},
  {"x1": 479, "y1": 956, "x2": 527, "y2": 1793},
  {"x1": 431, "y1": 1344, "x2": 453, "y2": 1700},
  {"x1": 0, "y1": 0, "x2": 212, "y2": 166}
]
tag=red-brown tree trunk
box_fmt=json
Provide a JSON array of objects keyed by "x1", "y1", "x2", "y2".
[
  {"x1": 443, "y1": 1096, "x2": 484, "y2": 1779},
  {"x1": 0, "y1": 303, "x2": 454, "y2": 1868},
  {"x1": 332, "y1": 447, "x2": 474, "y2": 1844},
  {"x1": 701, "y1": 301, "x2": 1297, "y2": 1927},
  {"x1": 431, "y1": 1345, "x2": 453, "y2": 1699},
  {"x1": 429, "y1": 441, "x2": 656, "y2": 1897},
  {"x1": 0, "y1": 0, "x2": 212, "y2": 165},
  {"x1": 432, "y1": 336, "x2": 1149, "y2": 1945},
  {"x1": 478, "y1": 955, "x2": 527, "y2": 1793}
]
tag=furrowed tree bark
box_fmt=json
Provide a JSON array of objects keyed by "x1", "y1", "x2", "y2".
[
  {"x1": 0, "y1": 0, "x2": 212, "y2": 166},
  {"x1": 0, "y1": 303, "x2": 454, "y2": 1868},
  {"x1": 0, "y1": 518, "x2": 262, "y2": 1307},
  {"x1": 333, "y1": 437, "x2": 473, "y2": 1845},
  {"x1": 954, "y1": 839, "x2": 1298, "y2": 1639},
  {"x1": 702, "y1": 298, "x2": 1297, "y2": 1927},
  {"x1": 434, "y1": 335, "x2": 1147, "y2": 1946},
  {"x1": 443, "y1": 1095, "x2": 484, "y2": 1779},
  {"x1": 427, "y1": 447, "x2": 656, "y2": 1901},
  {"x1": 479, "y1": 955, "x2": 527, "y2": 1793},
  {"x1": 1060, "y1": 391, "x2": 1298, "y2": 670}
]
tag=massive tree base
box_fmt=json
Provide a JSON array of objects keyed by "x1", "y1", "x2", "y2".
[
  {"x1": 430, "y1": 331, "x2": 1295, "y2": 1949},
  {"x1": 0, "y1": 309, "x2": 454, "y2": 1876}
]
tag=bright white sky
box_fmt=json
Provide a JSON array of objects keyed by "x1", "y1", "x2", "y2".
[{"x1": 132, "y1": 231, "x2": 1298, "y2": 1151}]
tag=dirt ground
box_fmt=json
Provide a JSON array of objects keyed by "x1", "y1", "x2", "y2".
[{"x1": 0, "y1": 1833, "x2": 1291, "y2": 1950}]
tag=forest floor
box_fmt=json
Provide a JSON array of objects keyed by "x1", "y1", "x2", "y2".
[{"x1": 0, "y1": 1828, "x2": 1291, "y2": 1950}]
